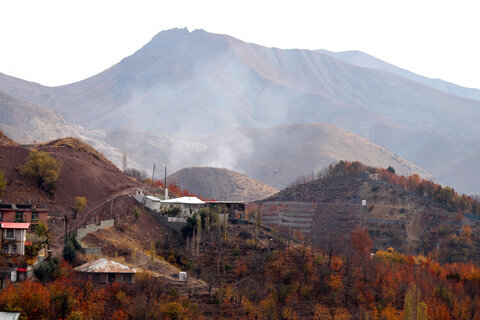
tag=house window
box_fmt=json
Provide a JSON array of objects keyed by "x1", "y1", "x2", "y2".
[
  {"x1": 3, "y1": 244, "x2": 8, "y2": 253},
  {"x1": 107, "y1": 273, "x2": 116, "y2": 283},
  {"x1": 31, "y1": 212, "x2": 39, "y2": 222},
  {"x1": 12, "y1": 244, "x2": 17, "y2": 254},
  {"x1": 6, "y1": 229, "x2": 14, "y2": 239},
  {"x1": 15, "y1": 212, "x2": 24, "y2": 222},
  {"x1": 30, "y1": 224, "x2": 37, "y2": 232}
]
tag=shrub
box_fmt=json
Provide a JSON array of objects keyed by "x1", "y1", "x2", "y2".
[
  {"x1": 0, "y1": 170, "x2": 6, "y2": 194},
  {"x1": 62, "y1": 241, "x2": 76, "y2": 263}
]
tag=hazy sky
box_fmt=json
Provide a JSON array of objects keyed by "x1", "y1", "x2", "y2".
[{"x1": 1, "y1": 0, "x2": 479, "y2": 88}]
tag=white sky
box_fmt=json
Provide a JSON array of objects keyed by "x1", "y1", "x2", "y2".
[{"x1": 0, "y1": 0, "x2": 479, "y2": 88}]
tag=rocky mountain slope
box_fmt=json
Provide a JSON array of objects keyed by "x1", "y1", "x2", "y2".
[{"x1": 168, "y1": 167, "x2": 278, "y2": 201}]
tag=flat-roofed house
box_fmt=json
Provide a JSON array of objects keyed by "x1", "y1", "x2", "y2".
[
  {"x1": 1, "y1": 223, "x2": 30, "y2": 256},
  {"x1": 161, "y1": 196, "x2": 205, "y2": 216},
  {"x1": 74, "y1": 258, "x2": 137, "y2": 284},
  {"x1": 0, "y1": 203, "x2": 48, "y2": 233}
]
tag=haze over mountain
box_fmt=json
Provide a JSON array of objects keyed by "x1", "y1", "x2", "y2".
[
  {"x1": 102, "y1": 123, "x2": 433, "y2": 190},
  {"x1": 0, "y1": 90, "x2": 81, "y2": 143},
  {"x1": 1, "y1": 28, "x2": 480, "y2": 192}
]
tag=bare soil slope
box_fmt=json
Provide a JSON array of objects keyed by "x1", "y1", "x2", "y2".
[
  {"x1": 168, "y1": 167, "x2": 278, "y2": 201},
  {"x1": 0, "y1": 132, "x2": 140, "y2": 250}
]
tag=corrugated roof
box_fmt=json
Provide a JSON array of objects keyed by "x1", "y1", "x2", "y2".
[
  {"x1": 74, "y1": 258, "x2": 137, "y2": 273},
  {"x1": 1, "y1": 223, "x2": 30, "y2": 229},
  {"x1": 0, "y1": 312, "x2": 21, "y2": 320},
  {"x1": 162, "y1": 196, "x2": 205, "y2": 204}
]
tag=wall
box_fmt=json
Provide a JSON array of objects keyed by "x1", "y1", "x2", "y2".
[{"x1": 76, "y1": 219, "x2": 114, "y2": 241}]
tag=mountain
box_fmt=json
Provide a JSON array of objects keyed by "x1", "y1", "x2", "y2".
[
  {"x1": 1, "y1": 28, "x2": 480, "y2": 192},
  {"x1": 167, "y1": 167, "x2": 278, "y2": 201},
  {"x1": 1, "y1": 28, "x2": 480, "y2": 138},
  {"x1": 318, "y1": 49, "x2": 480, "y2": 102},
  {"x1": 0, "y1": 90, "x2": 81, "y2": 144},
  {"x1": 103, "y1": 123, "x2": 433, "y2": 190}
]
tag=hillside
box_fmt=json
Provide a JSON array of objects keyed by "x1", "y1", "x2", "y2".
[
  {"x1": 0, "y1": 132, "x2": 140, "y2": 250},
  {"x1": 168, "y1": 167, "x2": 278, "y2": 201},
  {"x1": 256, "y1": 175, "x2": 479, "y2": 261}
]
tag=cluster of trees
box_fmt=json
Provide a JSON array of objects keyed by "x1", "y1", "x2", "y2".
[
  {"x1": 4, "y1": 223, "x2": 480, "y2": 319},
  {"x1": 297, "y1": 160, "x2": 480, "y2": 215},
  {"x1": 379, "y1": 169, "x2": 480, "y2": 214},
  {"x1": 201, "y1": 227, "x2": 480, "y2": 319},
  {"x1": 0, "y1": 266, "x2": 200, "y2": 320}
]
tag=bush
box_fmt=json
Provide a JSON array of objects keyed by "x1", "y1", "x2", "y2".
[
  {"x1": 34, "y1": 258, "x2": 59, "y2": 283},
  {"x1": 21, "y1": 149, "x2": 62, "y2": 193},
  {"x1": 0, "y1": 170, "x2": 6, "y2": 194},
  {"x1": 62, "y1": 242, "x2": 76, "y2": 263}
]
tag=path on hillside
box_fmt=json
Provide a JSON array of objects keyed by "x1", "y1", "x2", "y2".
[{"x1": 53, "y1": 186, "x2": 139, "y2": 249}]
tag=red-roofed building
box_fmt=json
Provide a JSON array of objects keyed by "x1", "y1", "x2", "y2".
[{"x1": 0, "y1": 203, "x2": 48, "y2": 233}]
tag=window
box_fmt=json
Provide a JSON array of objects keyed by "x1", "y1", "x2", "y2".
[
  {"x1": 108, "y1": 273, "x2": 116, "y2": 283},
  {"x1": 31, "y1": 212, "x2": 39, "y2": 222},
  {"x1": 15, "y1": 212, "x2": 24, "y2": 222},
  {"x1": 30, "y1": 224, "x2": 37, "y2": 232},
  {"x1": 3, "y1": 244, "x2": 8, "y2": 253},
  {"x1": 12, "y1": 244, "x2": 17, "y2": 254},
  {"x1": 6, "y1": 229, "x2": 14, "y2": 239}
]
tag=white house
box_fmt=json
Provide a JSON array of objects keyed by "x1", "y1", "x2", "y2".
[
  {"x1": 161, "y1": 197, "x2": 205, "y2": 217},
  {"x1": 134, "y1": 189, "x2": 162, "y2": 211},
  {"x1": 1, "y1": 223, "x2": 30, "y2": 256}
]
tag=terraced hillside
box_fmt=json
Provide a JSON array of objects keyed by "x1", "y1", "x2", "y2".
[{"x1": 255, "y1": 175, "x2": 479, "y2": 260}]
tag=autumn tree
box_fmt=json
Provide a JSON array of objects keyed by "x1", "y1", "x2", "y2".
[
  {"x1": 403, "y1": 284, "x2": 427, "y2": 320},
  {"x1": 72, "y1": 196, "x2": 87, "y2": 219},
  {"x1": 21, "y1": 149, "x2": 62, "y2": 193},
  {"x1": 0, "y1": 170, "x2": 6, "y2": 194}
]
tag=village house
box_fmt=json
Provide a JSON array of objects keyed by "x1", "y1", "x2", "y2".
[
  {"x1": 1, "y1": 223, "x2": 30, "y2": 256},
  {"x1": 0, "y1": 203, "x2": 48, "y2": 233},
  {"x1": 161, "y1": 196, "x2": 205, "y2": 217},
  {"x1": 74, "y1": 258, "x2": 137, "y2": 285}
]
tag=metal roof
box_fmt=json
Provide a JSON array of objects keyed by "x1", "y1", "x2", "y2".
[
  {"x1": 162, "y1": 196, "x2": 205, "y2": 205},
  {"x1": 1, "y1": 223, "x2": 30, "y2": 229},
  {"x1": 145, "y1": 195, "x2": 162, "y2": 201},
  {"x1": 0, "y1": 312, "x2": 21, "y2": 320},
  {"x1": 74, "y1": 258, "x2": 137, "y2": 273}
]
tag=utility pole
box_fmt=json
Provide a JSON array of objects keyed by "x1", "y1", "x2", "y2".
[
  {"x1": 164, "y1": 166, "x2": 168, "y2": 200},
  {"x1": 64, "y1": 214, "x2": 68, "y2": 245},
  {"x1": 147, "y1": 164, "x2": 155, "y2": 194},
  {"x1": 122, "y1": 151, "x2": 127, "y2": 173}
]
